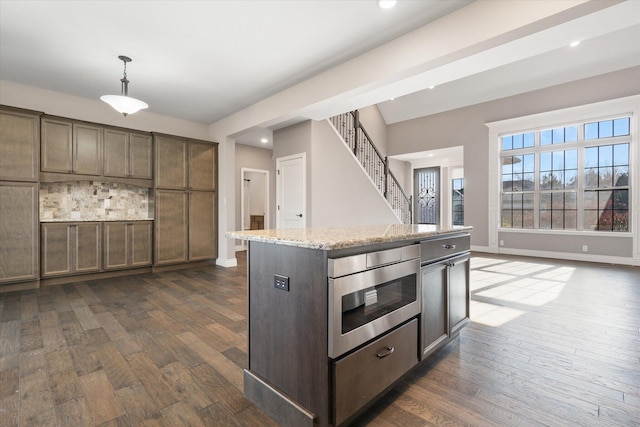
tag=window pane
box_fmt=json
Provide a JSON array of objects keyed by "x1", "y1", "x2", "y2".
[
  {"x1": 552, "y1": 151, "x2": 564, "y2": 169},
  {"x1": 613, "y1": 143, "x2": 629, "y2": 166},
  {"x1": 565, "y1": 170, "x2": 577, "y2": 189},
  {"x1": 524, "y1": 132, "x2": 535, "y2": 148},
  {"x1": 564, "y1": 211, "x2": 576, "y2": 229},
  {"x1": 584, "y1": 191, "x2": 598, "y2": 209},
  {"x1": 502, "y1": 136, "x2": 513, "y2": 151},
  {"x1": 599, "y1": 167, "x2": 613, "y2": 188},
  {"x1": 614, "y1": 166, "x2": 629, "y2": 187},
  {"x1": 540, "y1": 152, "x2": 551, "y2": 171},
  {"x1": 501, "y1": 210, "x2": 512, "y2": 227},
  {"x1": 502, "y1": 157, "x2": 513, "y2": 174},
  {"x1": 512, "y1": 176, "x2": 522, "y2": 191},
  {"x1": 598, "y1": 209, "x2": 613, "y2": 230},
  {"x1": 540, "y1": 129, "x2": 552, "y2": 145},
  {"x1": 523, "y1": 173, "x2": 535, "y2": 190},
  {"x1": 540, "y1": 210, "x2": 551, "y2": 229},
  {"x1": 565, "y1": 126, "x2": 578, "y2": 142},
  {"x1": 523, "y1": 210, "x2": 534, "y2": 228},
  {"x1": 513, "y1": 155, "x2": 523, "y2": 173},
  {"x1": 585, "y1": 122, "x2": 598, "y2": 139},
  {"x1": 523, "y1": 154, "x2": 534, "y2": 172},
  {"x1": 539, "y1": 193, "x2": 551, "y2": 210},
  {"x1": 502, "y1": 174, "x2": 513, "y2": 191},
  {"x1": 599, "y1": 120, "x2": 613, "y2": 138},
  {"x1": 584, "y1": 146, "x2": 598, "y2": 168},
  {"x1": 512, "y1": 210, "x2": 523, "y2": 228},
  {"x1": 551, "y1": 211, "x2": 564, "y2": 229},
  {"x1": 585, "y1": 168, "x2": 598, "y2": 188},
  {"x1": 598, "y1": 190, "x2": 612, "y2": 209},
  {"x1": 540, "y1": 172, "x2": 552, "y2": 190},
  {"x1": 613, "y1": 210, "x2": 629, "y2": 231},
  {"x1": 513, "y1": 134, "x2": 523, "y2": 149},
  {"x1": 613, "y1": 118, "x2": 629, "y2": 136},
  {"x1": 552, "y1": 128, "x2": 564, "y2": 144},
  {"x1": 551, "y1": 192, "x2": 564, "y2": 209},
  {"x1": 565, "y1": 192, "x2": 577, "y2": 209},
  {"x1": 565, "y1": 150, "x2": 577, "y2": 169},
  {"x1": 613, "y1": 189, "x2": 628, "y2": 210},
  {"x1": 599, "y1": 145, "x2": 613, "y2": 166},
  {"x1": 551, "y1": 171, "x2": 564, "y2": 190},
  {"x1": 584, "y1": 210, "x2": 598, "y2": 230}
]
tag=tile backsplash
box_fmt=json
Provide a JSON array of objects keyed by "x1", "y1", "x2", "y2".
[{"x1": 40, "y1": 181, "x2": 153, "y2": 221}]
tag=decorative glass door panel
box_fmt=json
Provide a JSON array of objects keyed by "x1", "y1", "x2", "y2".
[{"x1": 414, "y1": 167, "x2": 440, "y2": 224}]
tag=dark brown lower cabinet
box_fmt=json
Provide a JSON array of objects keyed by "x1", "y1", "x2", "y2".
[
  {"x1": 104, "y1": 221, "x2": 152, "y2": 270},
  {"x1": 155, "y1": 190, "x2": 188, "y2": 265},
  {"x1": 41, "y1": 222, "x2": 101, "y2": 277},
  {"x1": 0, "y1": 182, "x2": 39, "y2": 284}
]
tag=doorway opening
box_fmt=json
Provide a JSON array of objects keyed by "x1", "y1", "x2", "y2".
[{"x1": 240, "y1": 168, "x2": 269, "y2": 250}]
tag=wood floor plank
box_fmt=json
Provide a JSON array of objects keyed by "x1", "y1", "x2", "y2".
[
  {"x1": 55, "y1": 396, "x2": 94, "y2": 426},
  {"x1": 125, "y1": 351, "x2": 180, "y2": 410},
  {"x1": 70, "y1": 298, "x2": 102, "y2": 331},
  {"x1": 0, "y1": 367, "x2": 19, "y2": 400},
  {"x1": 49, "y1": 368, "x2": 82, "y2": 405},
  {"x1": 78, "y1": 369, "x2": 125, "y2": 425},
  {"x1": 95, "y1": 341, "x2": 139, "y2": 391},
  {"x1": 116, "y1": 383, "x2": 158, "y2": 423},
  {"x1": 0, "y1": 393, "x2": 19, "y2": 427},
  {"x1": 160, "y1": 401, "x2": 207, "y2": 427}
]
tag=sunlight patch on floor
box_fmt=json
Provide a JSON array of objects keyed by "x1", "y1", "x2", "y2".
[{"x1": 470, "y1": 301, "x2": 525, "y2": 327}]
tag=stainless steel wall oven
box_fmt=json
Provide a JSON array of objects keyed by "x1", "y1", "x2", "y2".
[{"x1": 328, "y1": 244, "x2": 421, "y2": 358}]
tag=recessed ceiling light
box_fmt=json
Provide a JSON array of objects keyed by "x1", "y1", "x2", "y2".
[
  {"x1": 570, "y1": 40, "x2": 581, "y2": 47},
  {"x1": 428, "y1": 85, "x2": 435, "y2": 90},
  {"x1": 378, "y1": 0, "x2": 397, "y2": 9},
  {"x1": 260, "y1": 137, "x2": 269, "y2": 144},
  {"x1": 390, "y1": 97, "x2": 395, "y2": 101}
]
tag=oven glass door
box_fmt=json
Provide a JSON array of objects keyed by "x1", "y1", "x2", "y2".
[{"x1": 341, "y1": 273, "x2": 416, "y2": 334}]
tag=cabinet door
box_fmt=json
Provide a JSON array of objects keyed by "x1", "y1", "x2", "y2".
[
  {"x1": 41, "y1": 223, "x2": 72, "y2": 277},
  {"x1": 0, "y1": 110, "x2": 39, "y2": 181},
  {"x1": 155, "y1": 190, "x2": 188, "y2": 265},
  {"x1": 104, "y1": 129, "x2": 129, "y2": 178},
  {"x1": 449, "y1": 254, "x2": 470, "y2": 336},
  {"x1": 75, "y1": 223, "x2": 102, "y2": 273},
  {"x1": 420, "y1": 262, "x2": 449, "y2": 359},
  {"x1": 189, "y1": 141, "x2": 216, "y2": 190},
  {"x1": 189, "y1": 191, "x2": 216, "y2": 260},
  {"x1": 73, "y1": 124, "x2": 102, "y2": 175},
  {"x1": 155, "y1": 135, "x2": 187, "y2": 189},
  {"x1": 0, "y1": 183, "x2": 38, "y2": 283},
  {"x1": 129, "y1": 133, "x2": 153, "y2": 179},
  {"x1": 41, "y1": 119, "x2": 73, "y2": 173},
  {"x1": 130, "y1": 221, "x2": 152, "y2": 267},
  {"x1": 104, "y1": 222, "x2": 128, "y2": 270}
]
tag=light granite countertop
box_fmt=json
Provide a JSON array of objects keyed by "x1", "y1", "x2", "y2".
[{"x1": 226, "y1": 224, "x2": 472, "y2": 250}]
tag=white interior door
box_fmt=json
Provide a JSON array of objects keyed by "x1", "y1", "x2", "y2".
[{"x1": 276, "y1": 153, "x2": 306, "y2": 229}]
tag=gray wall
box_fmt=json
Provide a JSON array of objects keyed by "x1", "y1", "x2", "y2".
[{"x1": 388, "y1": 66, "x2": 640, "y2": 256}]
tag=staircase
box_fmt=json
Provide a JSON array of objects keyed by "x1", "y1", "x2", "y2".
[{"x1": 329, "y1": 111, "x2": 412, "y2": 224}]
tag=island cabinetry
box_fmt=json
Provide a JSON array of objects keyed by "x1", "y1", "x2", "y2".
[
  {"x1": 41, "y1": 117, "x2": 102, "y2": 176},
  {"x1": 103, "y1": 221, "x2": 152, "y2": 270},
  {"x1": 420, "y1": 233, "x2": 470, "y2": 359},
  {"x1": 103, "y1": 128, "x2": 153, "y2": 180},
  {"x1": 0, "y1": 182, "x2": 39, "y2": 284},
  {"x1": 41, "y1": 222, "x2": 102, "y2": 277},
  {"x1": 154, "y1": 190, "x2": 188, "y2": 265},
  {"x1": 0, "y1": 107, "x2": 40, "y2": 182}
]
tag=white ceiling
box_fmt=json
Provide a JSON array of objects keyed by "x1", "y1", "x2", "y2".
[{"x1": 1, "y1": 1, "x2": 639, "y2": 149}]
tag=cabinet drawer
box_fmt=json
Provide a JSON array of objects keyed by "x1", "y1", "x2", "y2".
[
  {"x1": 420, "y1": 233, "x2": 470, "y2": 264},
  {"x1": 334, "y1": 319, "x2": 418, "y2": 426}
]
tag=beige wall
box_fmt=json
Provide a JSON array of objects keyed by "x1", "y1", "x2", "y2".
[
  {"x1": 358, "y1": 105, "x2": 388, "y2": 157},
  {"x1": 388, "y1": 66, "x2": 640, "y2": 257}
]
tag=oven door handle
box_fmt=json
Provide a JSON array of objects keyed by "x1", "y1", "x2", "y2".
[{"x1": 376, "y1": 346, "x2": 395, "y2": 359}]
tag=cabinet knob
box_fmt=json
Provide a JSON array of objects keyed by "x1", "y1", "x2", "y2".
[{"x1": 442, "y1": 244, "x2": 456, "y2": 250}]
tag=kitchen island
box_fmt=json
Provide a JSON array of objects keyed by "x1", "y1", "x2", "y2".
[{"x1": 227, "y1": 224, "x2": 472, "y2": 427}]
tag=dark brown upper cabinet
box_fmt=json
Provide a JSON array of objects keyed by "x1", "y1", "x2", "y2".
[{"x1": 41, "y1": 117, "x2": 102, "y2": 176}]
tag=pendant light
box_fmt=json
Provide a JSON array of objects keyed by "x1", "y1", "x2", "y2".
[{"x1": 100, "y1": 55, "x2": 148, "y2": 116}]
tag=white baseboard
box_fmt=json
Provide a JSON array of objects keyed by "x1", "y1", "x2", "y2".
[
  {"x1": 216, "y1": 257, "x2": 238, "y2": 268},
  {"x1": 471, "y1": 245, "x2": 638, "y2": 266}
]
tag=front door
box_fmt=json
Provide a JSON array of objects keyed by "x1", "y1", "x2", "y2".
[
  {"x1": 414, "y1": 167, "x2": 440, "y2": 224},
  {"x1": 276, "y1": 153, "x2": 306, "y2": 229}
]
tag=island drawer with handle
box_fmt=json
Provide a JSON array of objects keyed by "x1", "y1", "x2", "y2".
[
  {"x1": 420, "y1": 233, "x2": 470, "y2": 264},
  {"x1": 333, "y1": 319, "x2": 418, "y2": 426}
]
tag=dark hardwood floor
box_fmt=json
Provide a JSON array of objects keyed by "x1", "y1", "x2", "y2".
[{"x1": 1, "y1": 252, "x2": 638, "y2": 426}]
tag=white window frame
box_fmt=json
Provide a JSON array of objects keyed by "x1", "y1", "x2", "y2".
[{"x1": 486, "y1": 95, "x2": 639, "y2": 257}]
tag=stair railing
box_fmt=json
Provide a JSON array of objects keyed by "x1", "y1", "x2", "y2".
[{"x1": 329, "y1": 111, "x2": 412, "y2": 224}]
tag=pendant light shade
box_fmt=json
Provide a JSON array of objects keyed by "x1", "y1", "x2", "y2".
[{"x1": 100, "y1": 55, "x2": 148, "y2": 116}]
